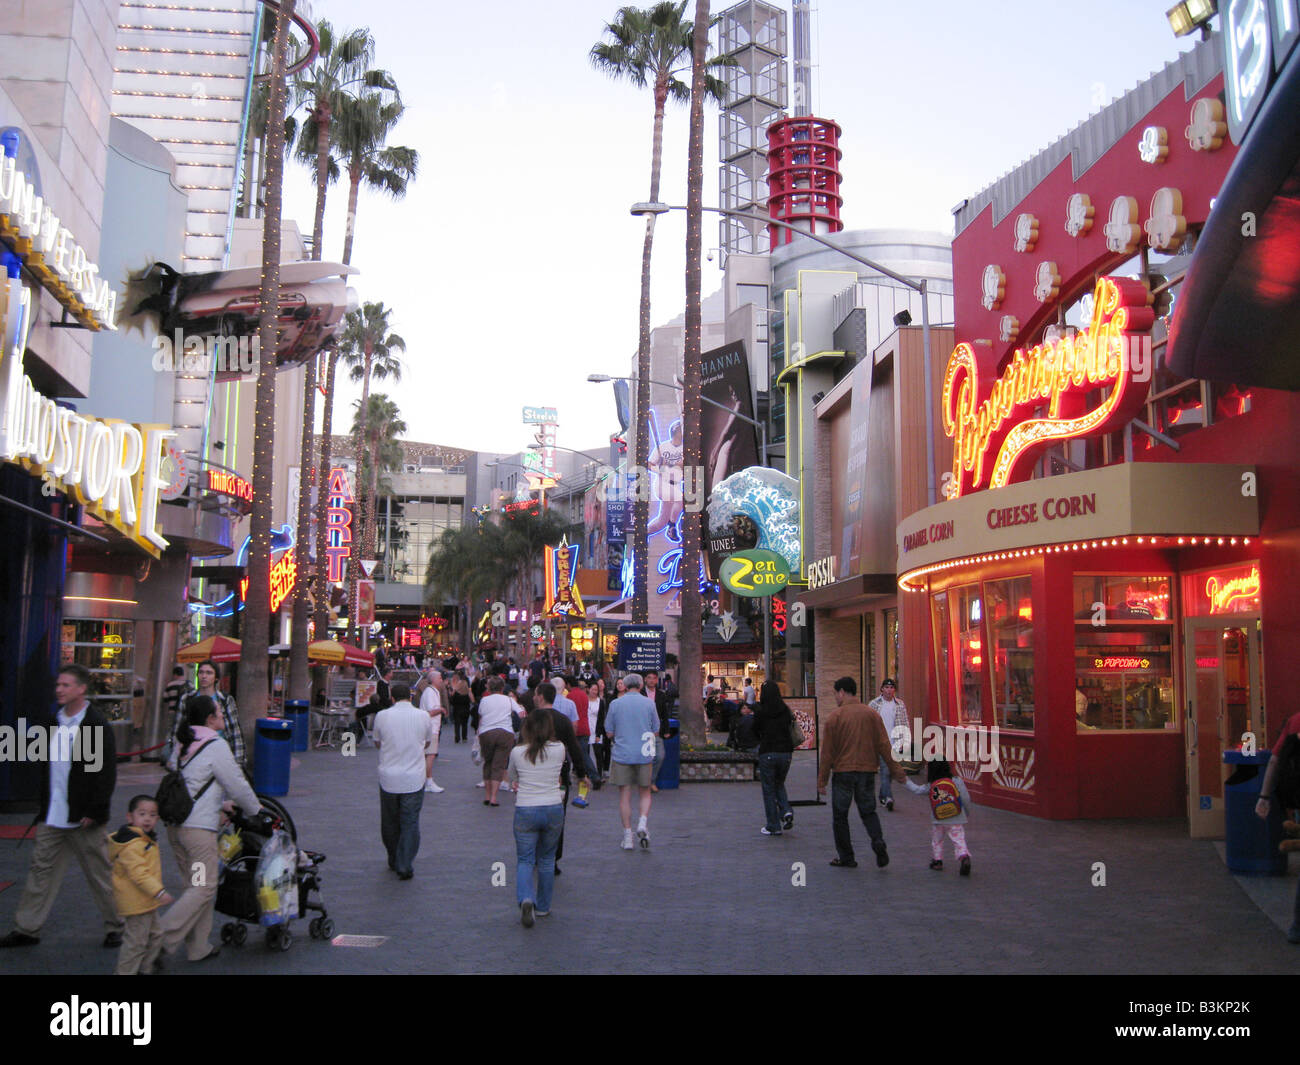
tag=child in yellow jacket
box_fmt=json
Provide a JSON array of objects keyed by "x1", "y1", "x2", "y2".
[{"x1": 107, "y1": 795, "x2": 173, "y2": 975}]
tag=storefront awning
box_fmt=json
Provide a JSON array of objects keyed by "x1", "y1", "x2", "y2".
[
  {"x1": 798, "y1": 573, "x2": 897, "y2": 609},
  {"x1": 1165, "y1": 48, "x2": 1300, "y2": 390}
]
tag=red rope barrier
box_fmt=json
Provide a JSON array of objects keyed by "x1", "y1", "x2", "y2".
[{"x1": 116, "y1": 740, "x2": 169, "y2": 758}]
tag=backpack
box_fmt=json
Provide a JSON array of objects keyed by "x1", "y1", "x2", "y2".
[
  {"x1": 155, "y1": 739, "x2": 219, "y2": 826},
  {"x1": 930, "y1": 777, "x2": 963, "y2": 821},
  {"x1": 1276, "y1": 733, "x2": 1300, "y2": 810}
]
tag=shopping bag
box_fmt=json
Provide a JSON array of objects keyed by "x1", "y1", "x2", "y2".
[{"x1": 254, "y1": 827, "x2": 300, "y2": 926}]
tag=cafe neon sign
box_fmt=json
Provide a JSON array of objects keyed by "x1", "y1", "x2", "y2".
[
  {"x1": 1206, "y1": 565, "x2": 1260, "y2": 614},
  {"x1": 942, "y1": 276, "x2": 1155, "y2": 497}
]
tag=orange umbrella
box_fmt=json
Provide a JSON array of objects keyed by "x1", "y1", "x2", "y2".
[
  {"x1": 176, "y1": 635, "x2": 243, "y2": 663},
  {"x1": 306, "y1": 639, "x2": 374, "y2": 667}
]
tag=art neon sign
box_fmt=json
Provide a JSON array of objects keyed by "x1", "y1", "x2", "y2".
[
  {"x1": 1206, "y1": 566, "x2": 1260, "y2": 614},
  {"x1": 942, "y1": 276, "x2": 1155, "y2": 497},
  {"x1": 325, "y1": 467, "x2": 353, "y2": 582}
]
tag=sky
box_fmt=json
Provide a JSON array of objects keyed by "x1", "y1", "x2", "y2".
[{"x1": 285, "y1": 0, "x2": 1202, "y2": 457}]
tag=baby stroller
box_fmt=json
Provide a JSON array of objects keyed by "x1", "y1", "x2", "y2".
[{"x1": 215, "y1": 794, "x2": 332, "y2": 951}]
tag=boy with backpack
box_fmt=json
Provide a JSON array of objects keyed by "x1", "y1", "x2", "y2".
[
  {"x1": 906, "y1": 759, "x2": 974, "y2": 875},
  {"x1": 107, "y1": 795, "x2": 173, "y2": 974}
]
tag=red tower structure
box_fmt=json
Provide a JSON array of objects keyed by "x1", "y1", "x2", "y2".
[{"x1": 766, "y1": 115, "x2": 843, "y2": 248}]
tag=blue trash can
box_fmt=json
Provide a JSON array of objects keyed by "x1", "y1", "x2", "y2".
[
  {"x1": 656, "y1": 716, "x2": 680, "y2": 790},
  {"x1": 285, "y1": 699, "x2": 309, "y2": 752},
  {"x1": 1223, "y1": 749, "x2": 1286, "y2": 875},
  {"x1": 253, "y1": 718, "x2": 293, "y2": 797}
]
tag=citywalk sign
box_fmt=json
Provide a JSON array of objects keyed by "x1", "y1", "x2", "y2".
[
  {"x1": 942, "y1": 276, "x2": 1155, "y2": 498},
  {"x1": 0, "y1": 271, "x2": 174, "y2": 556}
]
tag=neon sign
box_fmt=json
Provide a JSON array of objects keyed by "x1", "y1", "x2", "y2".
[
  {"x1": 544, "y1": 536, "x2": 585, "y2": 618},
  {"x1": 325, "y1": 467, "x2": 353, "y2": 582},
  {"x1": 942, "y1": 276, "x2": 1155, "y2": 497},
  {"x1": 206, "y1": 468, "x2": 253, "y2": 502},
  {"x1": 1092, "y1": 656, "x2": 1151, "y2": 670},
  {"x1": 200, "y1": 524, "x2": 294, "y2": 618},
  {"x1": 1206, "y1": 566, "x2": 1260, "y2": 614}
]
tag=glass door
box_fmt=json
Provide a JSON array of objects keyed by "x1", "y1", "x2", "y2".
[{"x1": 1183, "y1": 619, "x2": 1262, "y2": 837}]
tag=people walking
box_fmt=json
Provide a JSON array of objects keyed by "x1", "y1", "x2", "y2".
[
  {"x1": 604, "y1": 674, "x2": 660, "y2": 851},
  {"x1": 107, "y1": 795, "x2": 172, "y2": 974},
  {"x1": 167, "y1": 660, "x2": 245, "y2": 771},
  {"x1": 159, "y1": 694, "x2": 263, "y2": 960},
  {"x1": 372, "y1": 681, "x2": 435, "y2": 881},
  {"x1": 906, "y1": 759, "x2": 974, "y2": 874},
  {"x1": 868, "y1": 679, "x2": 908, "y2": 811},
  {"x1": 752, "y1": 681, "x2": 796, "y2": 836},
  {"x1": 509, "y1": 709, "x2": 565, "y2": 927},
  {"x1": 644, "y1": 670, "x2": 673, "y2": 792},
  {"x1": 419, "y1": 669, "x2": 446, "y2": 793},
  {"x1": 476, "y1": 676, "x2": 516, "y2": 806},
  {"x1": 0, "y1": 664, "x2": 123, "y2": 950},
  {"x1": 448, "y1": 671, "x2": 473, "y2": 743},
  {"x1": 527, "y1": 683, "x2": 590, "y2": 879},
  {"x1": 817, "y1": 676, "x2": 906, "y2": 869}
]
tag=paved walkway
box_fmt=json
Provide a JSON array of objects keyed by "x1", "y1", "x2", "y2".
[{"x1": 1, "y1": 728, "x2": 1296, "y2": 974}]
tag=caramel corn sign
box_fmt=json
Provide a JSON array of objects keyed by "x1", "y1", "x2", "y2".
[{"x1": 942, "y1": 277, "x2": 1155, "y2": 497}]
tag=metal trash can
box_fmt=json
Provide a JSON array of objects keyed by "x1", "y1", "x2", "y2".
[
  {"x1": 285, "y1": 699, "x2": 309, "y2": 752},
  {"x1": 1223, "y1": 749, "x2": 1286, "y2": 875},
  {"x1": 253, "y1": 718, "x2": 293, "y2": 797},
  {"x1": 656, "y1": 716, "x2": 680, "y2": 790}
]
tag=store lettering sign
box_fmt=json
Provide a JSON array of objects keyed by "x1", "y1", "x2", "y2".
[
  {"x1": 807, "y1": 556, "x2": 838, "y2": 589},
  {"x1": 206, "y1": 468, "x2": 252, "y2": 502},
  {"x1": 720, "y1": 549, "x2": 789, "y2": 598},
  {"x1": 1206, "y1": 565, "x2": 1259, "y2": 614},
  {"x1": 324, "y1": 467, "x2": 353, "y2": 581},
  {"x1": 942, "y1": 276, "x2": 1154, "y2": 497},
  {"x1": 902, "y1": 521, "x2": 955, "y2": 553},
  {"x1": 0, "y1": 155, "x2": 119, "y2": 331},
  {"x1": 1093, "y1": 656, "x2": 1151, "y2": 670},
  {"x1": 544, "y1": 536, "x2": 585, "y2": 617},
  {"x1": 1, "y1": 276, "x2": 174, "y2": 556},
  {"x1": 985, "y1": 493, "x2": 1097, "y2": 530}
]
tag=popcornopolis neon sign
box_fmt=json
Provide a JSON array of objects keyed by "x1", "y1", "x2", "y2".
[{"x1": 942, "y1": 276, "x2": 1155, "y2": 498}]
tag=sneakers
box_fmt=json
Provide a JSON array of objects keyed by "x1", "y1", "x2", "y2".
[
  {"x1": 620, "y1": 829, "x2": 635, "y2": 850},
  {"x1": 636, "y1": 816, "x2": 650, "y2": 850},
  {"x1": 883, "y1": 798, "x2": 895, "y2": 812},
  {"x1": 929, "y1": 859, "x2": 944, "y2": 870},
  {"x1": 534, "y1": 909, "x2": 550, "y2": 918},
  {"x1": 0, "y1": 931, "x2": 40, "y2": 948},
  {"x1": 424, "y1": 780, "x2": 444, "y2": 794},
  {"x1": 781, "y1": 811, "x2": 794, "y2": 831},
  {"x1": 500, "y1": 782, "x2": 512, "y2": 792},
  {"x1": 760, "y1": 827, "x2": 782, "y2": 836},
  {"x1": 475, "y1": 781, "x2": 485, "y2": 788},
  {"x1": 959, "y1": 855, "x2": 971, "y2": 877},
  {"x1": 520, "y1": 901, "x2": 535, "y2": 928},
  {"x1": 828, "y1": 857, "x2": 857, "y2": 868},
  {"x1": 872, "y1": 838, "x2": 890, "y2": 868}
]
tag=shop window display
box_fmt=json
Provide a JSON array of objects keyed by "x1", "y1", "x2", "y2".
[
  {"x1": 954, "y1": 585, "x2": 987, "y2": 725},
  {"x1": 931, "y1": 592, "x2": 951, "y2": 722},
  {"x1": 983, "y1": 576, "x2": 1034, "y2": 731},
  {"x1": 60, "y1": 619, "x2": 135, "y2": 719},
  {"x1": 1073, "y1": 575, "x2": 1175, "y2": 731}
]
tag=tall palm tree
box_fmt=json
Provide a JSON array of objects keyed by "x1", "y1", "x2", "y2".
[
  {"x1": 332, "y1": 92, "x2": 419, "y2": 266},
  {"x1": 501, "y1": 506, "x2": 573, "y2": 662},
  {"x1": 289, "y1": 21, "x2": 396, "y2": 263},
  {"x1": 335, "y1": 303, "x2": 405, "y2": 638},
  {"x1": 243, "y1": 0, "x2": 296, "y2": 734},
  {"x1": 678, "y1": 0, "x2": 710, "y2": 745},
  {"x1": 351, "y1": 392, "x2": 407, "y2": 584},
  {"x1": 590, "y1": 1, "x2": 729, "y2": 623}
]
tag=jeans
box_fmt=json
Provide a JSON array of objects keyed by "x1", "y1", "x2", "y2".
[
  {"x1": 576, "y1": 738, "x2": 598, "y2": 782},
  {"x1": 514, "y1": 804, "x2": 565, "y2": 912},
  {"x1": 452, "y1": 711, "x2": 470, "y2": 743},
  {"x1": 831, "y1": 771, "x2": 883, "y2": 861},
  {"x1": 878, "y1": 757, "x2": 894, "y2": 801},
  {"x1": 652, "y1": 736, "x2": 665, "y2": 784},
  {"x1": 380, "y1": 787, "x2": 425, "y2": 875},
  {"x1": 758, "y1": 752, "x2": 793, "y2": 832}
]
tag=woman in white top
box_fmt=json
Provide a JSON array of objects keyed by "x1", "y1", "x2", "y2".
[
  {"x1": 507, "y1": 710, "x2": 565, "y2": 927},
  {"x1": 159, "y1": 695, "x2": 263, "y2": 962},
  {"x1": 476, "y1": 676, "x2": 516, "y2": 806}
]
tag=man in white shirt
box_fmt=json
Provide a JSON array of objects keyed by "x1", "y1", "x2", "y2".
[
  {"x1": 419, "y1": 670, "x2": 446, "y2": 793},
  {"x1": 0, "y1": 664, "x2": 124, "y2": 949},
  {"x1": 868, "y1": 679, "x2": 907, "y2": 812},
  {"x1": 373, "y1": 682, "x2": 435, "y2": 880}
]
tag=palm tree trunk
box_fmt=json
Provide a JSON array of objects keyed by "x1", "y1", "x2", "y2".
[
  {"x1": 312, "y1": 102, "x2": 331, "y2": 262},
  {"x1": 677, "y1": 0, "x2": 710, "y2": 746},
  {"x1": 347, "y1": 347, "x2": 373, "y2": 641},
  {"x1": 288, "y1": 355, "x2": 315, "y2": 702},
  {"x1": 342, "y1": 164, "x2": 362, "y2": 266},
  {"x1": 313, "y1": 349, "x2": 337, "y2": 652},
  {"x1": 243, "y1": 0, "x2": 296, "y2": 738}
]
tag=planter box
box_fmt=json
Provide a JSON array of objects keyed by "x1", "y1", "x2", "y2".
[{"x1": 679, "y1": 750, "x2": 759, "y2": 782}]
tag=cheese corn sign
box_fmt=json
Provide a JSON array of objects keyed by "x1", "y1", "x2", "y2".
[{"x1": 1, "y1": 271, "x2": 175, "y2": 557}]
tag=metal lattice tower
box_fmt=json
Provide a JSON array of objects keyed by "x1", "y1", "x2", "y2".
[
  {"x1": 716, "y1": 0, "x2": 788, "y2": 263},
  {"x1": 792, "y1": 0, "x2": 811, "y2": 115}
]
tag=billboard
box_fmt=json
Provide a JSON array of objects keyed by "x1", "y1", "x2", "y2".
[{"x1": 701, "y1": 341, "x2": 759, "y2": 569}]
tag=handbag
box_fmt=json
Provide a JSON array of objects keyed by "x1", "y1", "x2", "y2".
[
  {"x1": 155, "y1": 739, "x2": 219, "y2": 825},
  {"x1": 787, "y1": 708, "x2": 806, "y2": 749}
]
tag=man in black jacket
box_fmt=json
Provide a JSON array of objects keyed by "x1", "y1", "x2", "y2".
[
  {"x1": 0, "y1": 664, "x2": 124, "y2": 949},
  {"x1": 531, "y1": 683, "x2": 591, "y2": 876}
]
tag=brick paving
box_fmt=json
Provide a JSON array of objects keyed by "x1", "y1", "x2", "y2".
[{"x1": 1, "y1": 727, "x2": 1296, "y2": 974}]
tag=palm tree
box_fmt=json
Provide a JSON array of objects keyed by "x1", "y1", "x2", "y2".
[
  {"x1": 350, "y1": 391, "x2": 407, "y2": 577},
  {"x1": 677, "y1": 0, "x2": 710, "y2": 745},
  {"x1": 427, "y1": 524, "x2": 508, "y2": 653},
  {"x1": 243, "y1": 0, "x2": 297, "y2": 735},
  {"x1": 332, "y1": 92, "x2": 419, "y2": 266},
  {"x1": 590, "y1": 1, "x2": 729, "y2": 623},
  {"x1": 335, "y1": 303, "x2": 405, "y2": 637},
  {"x1": 500, "y1": 506, "x2": 573, "y2": 660},
  {"x1": 289, "y1": 21, "x2": 396, "y2": 263}
]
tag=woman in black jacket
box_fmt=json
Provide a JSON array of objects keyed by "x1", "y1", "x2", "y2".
[{"x1": 752, "y1": 681, "x2": 796, "y2": 836}]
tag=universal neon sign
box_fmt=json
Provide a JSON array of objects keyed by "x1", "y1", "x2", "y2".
[{"x1": 942, "y1": 277, "x2": 1155, "y2": 497}]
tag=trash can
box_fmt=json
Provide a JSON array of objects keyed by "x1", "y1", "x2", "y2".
[
  {"x1": 1223, "y1": 749, "x2": 1286, "y2": 875},
  {"x1": 285, "y1": 699, "x2": 309, "y2": 752},
  {"x1": 656, "y1": 716, "x2": 680, "y2": 790},
  {"x1": 253, "y1": 718, "x2": 293, "y2": 797}
]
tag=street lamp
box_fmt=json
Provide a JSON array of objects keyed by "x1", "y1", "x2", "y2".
[{"x1": 630, "y1": 201, "x2": 940, "y2": 507}]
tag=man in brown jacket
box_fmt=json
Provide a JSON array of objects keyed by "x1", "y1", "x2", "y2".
[{"x1": 817, "y1": 676, "x2": 907, "y2": 868}]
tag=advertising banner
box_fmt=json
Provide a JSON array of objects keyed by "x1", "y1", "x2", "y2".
[
  {"x1": 839, "y1": 358, "x2": 871, "y2": 579},
  {"x1": 701, "y1": 341, "x2": 759, "y2": 569}
]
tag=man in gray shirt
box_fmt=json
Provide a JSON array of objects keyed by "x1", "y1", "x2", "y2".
[
  {"x1": 604, "y1": 674, "x2": 661, "y2": 851},
  {"x1": 372, "y1": 682, "x2": 434, "y2": 880}
]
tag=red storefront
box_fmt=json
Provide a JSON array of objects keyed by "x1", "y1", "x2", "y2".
[{"x1": 895, "y1": 40, "x2": 1300, "y2": 832}]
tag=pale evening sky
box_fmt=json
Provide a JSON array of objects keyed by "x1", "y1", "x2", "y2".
[{"x1": 284, "y1": 0, "x2": 1201, "y2": 456}]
